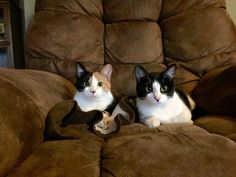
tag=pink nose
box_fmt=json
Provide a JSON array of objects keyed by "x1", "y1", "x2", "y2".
[
  {"x1": 155, "y1": 96, "x2": 161, "y2": 101},
  {"x1": 91, "y1": 90, "x2": 96, "y2": 94}
]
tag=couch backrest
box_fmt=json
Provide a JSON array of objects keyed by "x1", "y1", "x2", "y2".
[{"x1": 26, "y1": 0, "x2": 236, "y2": 96}]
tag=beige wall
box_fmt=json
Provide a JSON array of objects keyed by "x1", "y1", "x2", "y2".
[
  {"x1": 226, "y1": 0, "x2": 236, "y2": 25},
  {"x1": 22, "y1": 0, "x2": 36, "y2": 31}
]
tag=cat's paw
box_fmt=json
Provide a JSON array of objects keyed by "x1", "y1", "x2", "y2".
[
  {"x1": 94, "y1": 112, "x2": 117, "y2": 135},
  {"x1": 186, "y1": 120, "x2": 193, "y2": 124},
  {"x1": 144, "y1": 117, "x2": 160, "y2": 128}
]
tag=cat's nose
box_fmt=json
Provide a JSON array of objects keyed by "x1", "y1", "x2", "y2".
[
  {"x1": 155, "y1": 96, "x2": 161, "y2": 102},
  {"x1": 90, "y1": 90, "x2": 96, "y2": 94}
]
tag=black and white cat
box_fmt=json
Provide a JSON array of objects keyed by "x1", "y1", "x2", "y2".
[
  {"x1": 73, "y1": 63, "x2": 114, "y2": 112},
  {"x1": 135, "y1": 64, "x2": 195, "y2": 128}
]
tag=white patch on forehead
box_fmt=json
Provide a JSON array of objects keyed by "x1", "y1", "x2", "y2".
[
  {"x1": 152, "y1": 81, "x2": 166, "y2": 102},
  {"x1": 152, "y1": 81, "x2": 160, "y2": 93},
  {"x1": 90, "y1": 75, "x2": 98, "y2": 89}
]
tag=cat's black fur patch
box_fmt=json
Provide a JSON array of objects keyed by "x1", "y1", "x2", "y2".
[
  {"x1": 136, "y1": 73, "x2": 153, "y2": 98},
  {"x1": 75, "y1": 63, "x2": 91, "y2": 92},
  {"x1": 135, "y1": 65, "x2": 175, "y2": 98},
  {"x1": 175, "y1": 89, "x2": 191, "y2": 110}
]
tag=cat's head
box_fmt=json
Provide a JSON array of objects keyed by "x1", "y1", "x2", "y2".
[
  {"x1": 75, "y1": 63, "x2": 112, "y2": 98},
  {"x1": 135, "y1": 64, "x2": 176, "y2": 104}
]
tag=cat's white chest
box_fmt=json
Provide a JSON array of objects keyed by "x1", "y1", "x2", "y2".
[
  {"x1": 137, "y1": 92, "x2": 192, "y2": 124},
  {"x1": 73, "y1": 91, "x2": 113, "y2": 112},
  {"x1": 137, "y1": 98, "x2": 180, "y2": 119}
]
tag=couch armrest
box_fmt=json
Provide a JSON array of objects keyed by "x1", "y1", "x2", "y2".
[
  {"x1": 0, "y1": 68, "x2": 75, "y2": 177},
  {"x1": 192, "y1": 65, "x2": 236, "y2": 117}
]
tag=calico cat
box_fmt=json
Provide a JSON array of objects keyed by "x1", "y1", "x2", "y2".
[
  {"x1": 73, "y1": 63, "x2": 114, "y2": 112},
  {"x1": 135, "y1": 64, "x2": 195, "y2": 128}
]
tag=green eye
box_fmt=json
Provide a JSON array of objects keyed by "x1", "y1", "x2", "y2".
[
  {"x1": 146, "y1": 86, "x2": 152, "y2": 92},
  {"x1": 160, "y1": 86, "x2": 168, "y2": 92},
  {"x1": 98, "y1": 82, "x2": 103, "y2": 87},
  {"x1": 84, "y1": 81, "x2": 90, "y2": 87}
]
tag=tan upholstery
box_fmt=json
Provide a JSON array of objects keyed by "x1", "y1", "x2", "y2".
[
  {"x1": 0, "y1": 0, "x2": 236, "y2": 176},
  {"x1": 0, "y1": 69, "x2": 75, "y2": 176},
  {"x1": 26, "y1": 0, "x2": 236, "y2": 95}
]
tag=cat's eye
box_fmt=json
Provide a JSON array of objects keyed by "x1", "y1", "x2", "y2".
[
  {"x1": 98, "y1": 82, "x2": 103, "y2": 87},
  {"x1": 160, "y1": 86, "x2": 168, "y2": 92},
  {"x1": 146, "y1": 86, "x2": 152, "y2": 92},
  {"x1": 84, "y1": 81, "x2": 90, "y2": 87}
]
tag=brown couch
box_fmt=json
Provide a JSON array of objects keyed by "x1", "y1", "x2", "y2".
[{"x1": 1, "y1": 0, "x2": 236, "y2": 176}]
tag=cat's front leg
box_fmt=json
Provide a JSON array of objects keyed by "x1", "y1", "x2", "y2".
[
  {"x1": 142, "y1": 117, "x2": 160, "y2": 128},
  {"x1": 175, "y1": 109, "x2": 193, "y2": 124}
]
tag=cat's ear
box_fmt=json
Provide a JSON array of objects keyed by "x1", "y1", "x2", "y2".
[
  {"x1": 100, "y1": 64, "x2": 112, "y2": 80},
  {"x1": 135, "y1": 65, "x2": 149, "y2": 82},
  {"x1": 163, "y1": 64, "x2": 176, "y2": 79},
  {"x1": 76, "y1": 62, "x2": 88, "y2": 79}
]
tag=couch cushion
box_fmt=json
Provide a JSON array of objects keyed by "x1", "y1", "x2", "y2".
[
  {"x1": 160, "y1": 0, "x2": 226, "y2": 22},
  {"x1": 103, "y1": 0, "x2": 162, "y2": 23},
  {"x1": 105, "y1": 22, "x2": 163, "y2": 64},
  {"x1": 8, "y1": 138, "x2": 103, "y2": 177},
  {"x1": 160, "y1": 0, "x2": 236, "y2": 75},
  {"x1": 35, "y1": 0, "x2": 103, "y2": 18},
  {"x1": 104, "y1": 123, "x2": 208, "y2": 139},
  {"x1": 0, "y1": 68, "x2": 75, "y2": 177},
  {"x1": 26, "y1": 0, "x2": 104, "y2": 83},
  {"x1": 194, "y1": 115, "x2": 236, "y2": 142},
  {"x1": 101, "y1": 124, "x2": 236, "y2": 177},
  {"x1": 27, "y1": 11, "x2": 103, "y2": 63},
  {"x1": 6, "y1": 122, "x2": 236, "y2": 177}
]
